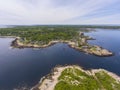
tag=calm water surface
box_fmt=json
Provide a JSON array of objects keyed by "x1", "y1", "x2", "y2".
[{"x1": 0, "y1": 29, "x2": 120, "y2": 90}]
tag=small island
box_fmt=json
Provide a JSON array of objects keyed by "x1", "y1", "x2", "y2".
[
  {"x1": 32, "y1": 65, "x2": 120, "y2": 90},
  {"x1": 0, "y1": 26, "x2": 113, "y2": 56}
]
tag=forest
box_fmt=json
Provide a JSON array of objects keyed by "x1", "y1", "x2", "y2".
[{"x1": 0, "y1": 25, "x2": 119, "y2": 45}]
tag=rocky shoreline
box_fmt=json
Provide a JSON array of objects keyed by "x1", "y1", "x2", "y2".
[
  {"x1": 11, "y1": 36, "x2": 113, "y2": 57},
  {"x1": 31, "y1": 65, "x2": 120, "y2": 90}
]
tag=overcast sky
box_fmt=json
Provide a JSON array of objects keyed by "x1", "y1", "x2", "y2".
[{"x1": 0, "y1": 0, "x2": 120, "y2": 25}]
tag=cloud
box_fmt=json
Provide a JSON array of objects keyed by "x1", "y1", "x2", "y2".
[{"x1": 0, "y1": 0, "x2": 120, "y2": 25}]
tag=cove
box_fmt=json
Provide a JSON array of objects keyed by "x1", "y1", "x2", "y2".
[{"x1": 0, "y1": 29, "x2": 120, "y2": 90}]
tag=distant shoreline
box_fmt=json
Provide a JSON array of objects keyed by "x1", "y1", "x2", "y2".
[
  {"x1": 1, "y1": 25, "x2": 120, "y2": 29},
  {"x1": 0, "y1": 36, "x2": 16, "y2": 38}
]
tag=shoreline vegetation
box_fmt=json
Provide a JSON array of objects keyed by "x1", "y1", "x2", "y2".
[
  {"x1": 0, "y1": 26, "x2": 113, "y2": 56},
  {"x1": 11, "y1": 34, "x2": 113, "y2": 57},
  {"x1": 32, "y1": 65, "x2": 120, "y2": 90}
]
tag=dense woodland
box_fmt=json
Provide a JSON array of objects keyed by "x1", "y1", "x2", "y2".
[
  {"x1": 0, "y1": 26, "x2": 91, "y2": 45},
  {"x1": 0, "y1": 25, "x2": 120, "y2": 45}
]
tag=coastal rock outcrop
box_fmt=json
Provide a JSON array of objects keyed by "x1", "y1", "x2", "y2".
[
  {"x1": 88, "y1": 46, "x2": 113, "y2": 56},
  {"x1": 32, "y1": 65, "x2": 120, "y2": 90}
]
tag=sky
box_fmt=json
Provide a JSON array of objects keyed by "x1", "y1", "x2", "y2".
[{"x1": 0, "y1": 0, "x2": 120, "y2": 25}]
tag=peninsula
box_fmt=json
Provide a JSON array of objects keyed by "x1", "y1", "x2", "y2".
[
  {"x1": 0, "y1": 26, "x2": 113, "y2": 56},
  {"x1": 32, "y1": 65, "x2": 120, "y2": 90}
]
